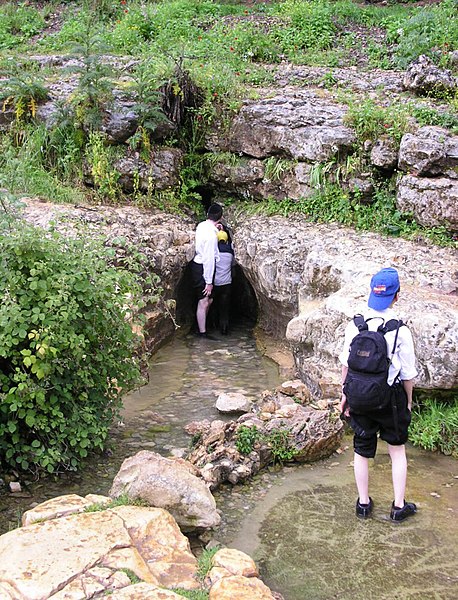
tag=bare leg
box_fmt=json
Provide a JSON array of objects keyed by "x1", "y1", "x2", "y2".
[
  {"x1": 196, "y1": 297, "x2": 212, "y2": 333},
  {"x1": 354, "y1": 452, "x2": 370, "y2": 505},
  {"x1": 388, "y1": 444, "x2": 407, "y2": 508}
]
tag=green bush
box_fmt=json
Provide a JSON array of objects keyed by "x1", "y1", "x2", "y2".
[
  {"x1": 0, "y1": 3, "x2": 45, "y2": 50},
  {"x1": 344, "y1": 97, "x2": 409, "y2": 144},
  {"x1": 0, "y1": 221, "x2": 144, "y2": 475},
  {"x1": 386, "y1": 0, "x2": 458, "y2": 68},
  {"x1": 235, "y1": 425, "x2": 260, "y2": 455},
  {"x1": 275, "y1": 0, "x2": 337, "y2": 51},
  {"x1": 409, "y1": 397, "x2": 458, "y2": 457}
]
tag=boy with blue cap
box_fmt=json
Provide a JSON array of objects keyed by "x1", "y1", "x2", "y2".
[{"x1": 339, "y1": 267, "x2": 418, "y2": 522}]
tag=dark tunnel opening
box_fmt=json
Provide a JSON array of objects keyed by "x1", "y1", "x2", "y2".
[{"x1": 174, "y1": 263, "x2": 258, "y2": 334}]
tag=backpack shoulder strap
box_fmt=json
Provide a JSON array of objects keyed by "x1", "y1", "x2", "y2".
[
  {"x1": 381, "y1": 318, "x2": 404, "y2": 333},
  {"x1": 353, "y1": 314, "x2": 367, "y2": 332},
  {"x1": 378, "y1": 319, "x2": 405, "y2": 364}
]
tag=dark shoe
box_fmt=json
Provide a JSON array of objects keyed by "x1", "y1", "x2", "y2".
[
  {"x1": 356, "y1": 497, "x2": 373, "y2": 519},
  {"x1": 196, "y1": 332, "x2": 218, "y2": 341},
  {"x1": 220, "y1": 326, "x2": 228, "y2": 335},
  {"x1": 390, "y1": 501, "x2": 417, "y2": 522}
]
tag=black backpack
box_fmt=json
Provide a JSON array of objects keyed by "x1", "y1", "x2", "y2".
[{"x1": 343, "y1": 314, "x2": 403, "y2": 412}]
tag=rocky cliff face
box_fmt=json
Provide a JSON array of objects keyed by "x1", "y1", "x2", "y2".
[
  {"x1": 231, "y1": 212, "x2": 458, "y2": 397},
  {"x1": 21, "y1": 198, "x2": 457, "y2": 399}
]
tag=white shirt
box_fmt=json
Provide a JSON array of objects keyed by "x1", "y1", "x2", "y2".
[
  {"x1": 339, "y1": 307, "x2": 418, "y2": 385},
  {"x1": 193, "y1": 220, "x2": 219, "y2": 284}
]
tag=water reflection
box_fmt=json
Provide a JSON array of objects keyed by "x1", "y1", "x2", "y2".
[{"x1": 0, "y1": 324, "x2": 281, "y2": 532}]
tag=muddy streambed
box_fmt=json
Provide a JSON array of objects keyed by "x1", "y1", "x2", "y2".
[{"x1": 1, "y1": 325, "x2": 457, "y2": 600}]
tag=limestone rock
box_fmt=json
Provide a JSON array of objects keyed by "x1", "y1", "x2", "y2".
[
  {"x1": 187, "y1": 388, "x2": 343, "y2": 488},
  {"x1": 209, "y1": 575, "x2": 275, "y2": 599},
  {"x1": 230, "y1": 213, "x2": 458, "y2": 395},
  {"x1": 110, "y1": 584, "x2": 185, "y2": 599},
  {"x1": 0, "y1": 506, "x2": 198, "y2": 599},
  {"x1": 114, "y1": 147, "x2": 183, "y2": 193},
  {"x1": 370, "y1": 137, "x2": 398, "y2": 171},
  {"x1": 110, "y1": 450, "x2": 221, "y2": 531},
  {"x1": 396, "y1": 174, "x2": 458, "y2": 230},
  {"x1": 101, "y1": 102, "x2": 138, "y2": 143},
  {"x1": 278, "y1": 379, "x2": 312, "y2": 403},
  {"x1": 398, "y1": 126, "x2": 458, "y2": 176},
  {"x1": 206, "y1": 90, "x2": 355, "y2": 162},
  {"x1": 208, "y1": 156, "x2": 313, "y2": 202},
  {"x1": 216, "y1": 392, "x2": 252, "y2": 414},
  {"x1": 403, "y1": 55, "x2": 457, "y2": 96},
  {"x1": 211, "y1": 548, "x2": 259, "y2": 578},
  {"x1": 22, "y1": 493, "x2": 111, "y2": 526}
]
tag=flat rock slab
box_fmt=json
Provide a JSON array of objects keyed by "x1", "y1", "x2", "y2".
[{"x1": 0, "y1": 506, "x2": 198, "y2": 599}]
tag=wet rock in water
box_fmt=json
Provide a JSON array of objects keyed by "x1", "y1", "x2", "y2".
[
  {"x1": 216, "y1": 392, "x2": 252, "y2": 414},
  {"x1": 187, "y1": 387, "x2": 344, "y2": 490},
  {"x1": 110, "y1": 450, "x2": 220, "y2": 532},
  {"x1": 209, "y1": 575, "x2": 276, "y2": 599}
]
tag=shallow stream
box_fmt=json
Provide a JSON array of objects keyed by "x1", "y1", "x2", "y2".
[{"x1": 1, "y1": 325, "x2": 457, "y2": 599}]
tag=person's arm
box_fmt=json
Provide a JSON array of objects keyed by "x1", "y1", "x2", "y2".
[
  {"x1": 341, "y1": 365, "x2": 349, "y2": 414},
  {"x1": 398, "y1": 327, "x2": 417, "y2": 412},
  {"x1": 201, "y1": 234, "x2": 218, "y2": 292},
  {"x1": 402, "y1": 379, "x2": 414, "y2": 411}
]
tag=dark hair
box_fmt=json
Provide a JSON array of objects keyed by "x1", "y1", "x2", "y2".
[{"x1": 207, "y1": 203, "x2": 223, "y2": 221}]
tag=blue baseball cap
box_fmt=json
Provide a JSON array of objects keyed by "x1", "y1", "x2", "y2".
[{"x1": 368, "y1": 267, "x2": 400, "y2": 310}]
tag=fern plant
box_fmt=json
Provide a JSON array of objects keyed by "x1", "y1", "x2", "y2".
[{"x1": 1, "y1": 74, "x2": 48, "y2": 125}]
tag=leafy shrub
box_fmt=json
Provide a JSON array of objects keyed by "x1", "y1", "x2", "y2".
[
  {"x1": 0, "y1": 3, "x2": 45, "y2": 50},
  {"x1": 275, "y1": 0, "x2": 337, "y2": 50},
  {"x1": 0, "y1": 221, "x2": 144, "y2": 475},
  {"x1": 409, "y1": 397, "x2": 458, "y2": 457},
  {"x1": 411, "y1": 105, "x2": 458, "y2": 134},
  {"x1": 235, "y1": 425, "x2": 260, "y2": 455},
  {"x1": 267, "y1": 428, "x2": 299, "y2": 464},
  {"x1": 386, "y1": 0, "x2": 458, "y2": 68},
  {"x1": 344, "y1": 97, "x2": 410, "y2": 144}
]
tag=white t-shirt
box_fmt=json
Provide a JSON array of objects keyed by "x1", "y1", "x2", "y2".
[
  {"x1": 193, "y1": 220, "x2": 219, "y2": 284},
  {"x1": 339, "y1": 307, "x2": 418, "y2": 385}
]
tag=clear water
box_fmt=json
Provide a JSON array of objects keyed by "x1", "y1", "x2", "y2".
[{"x1": 1, "y1": 326, "x2": 457, "y2": 600}]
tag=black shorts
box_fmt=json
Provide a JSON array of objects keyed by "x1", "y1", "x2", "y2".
[
  {"x1": 350, "y1": 384, "x2": 412, "y2": 459},
  {"x1": 190, "y1": 261, "x2": 211, "y2": 300}
]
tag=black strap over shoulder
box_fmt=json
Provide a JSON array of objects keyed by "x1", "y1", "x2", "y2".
[
  {"x1": 378, "y1": 318, "x2": 404, "y2": 334},
  {"x1": 353, "y1": 314, "x2": 367, "y2": 332}
]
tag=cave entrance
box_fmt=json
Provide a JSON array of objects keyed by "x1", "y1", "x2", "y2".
[{"x1": 174, "y1": 263, "x2": 258, "y2": 334}]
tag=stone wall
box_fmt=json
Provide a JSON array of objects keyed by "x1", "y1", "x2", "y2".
[{"x1": 231, "y1": 211, "x2": 458, "y2": 398}]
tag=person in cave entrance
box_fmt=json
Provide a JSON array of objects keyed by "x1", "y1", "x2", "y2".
[
  {"x1": 190, "y1": 203, "x2": 223, "y2": 337},
  {"x1": 212, "y1": 227, "x2": 236, "y2": 335}
]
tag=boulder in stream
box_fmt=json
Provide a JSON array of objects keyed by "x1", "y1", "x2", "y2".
[
  {"x1": 187, "y1": 384, "x2": 344, "y2": 490},
  {"x1": 110, "y1": 450, "x2": 221, "y2": 532}
]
